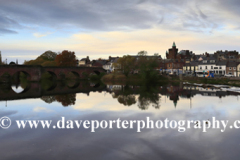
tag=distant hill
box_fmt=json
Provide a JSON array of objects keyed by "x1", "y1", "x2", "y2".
[{"x1": 24, "y1": 51, "x2": 57, "y2": 66}]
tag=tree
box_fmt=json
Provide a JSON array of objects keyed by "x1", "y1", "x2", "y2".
[
  {"x1": 24, "y1": 50, "x2": 57, "y2": 66},
  {"x1": 136, "y1": 50, "x2": 159, "y2": 82},
  {"x1": 55, "y1": 50, "x2": 77, "y2": 66},
  {"x1": 113, "y1": 55, "x2": 136, "y2": 77},
  {"x1": 40, "y1": 50, "x2": 57, "y2": 61}
]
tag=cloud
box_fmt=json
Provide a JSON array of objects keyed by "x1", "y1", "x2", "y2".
[
  {"x1": 33, "y1": 32, "x2": 52, "y2": 38},
  {"x1": 0, "y1": 0, "x2": 235, "y2": 34},
  {"x1": 0, "y1": 15, "x2": 20, "y2": 34},
  {"x1": 33, "y1": 107, "x2": 53, "y2": 113}
]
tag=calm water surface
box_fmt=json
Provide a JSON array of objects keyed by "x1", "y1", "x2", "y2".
[{"x1": 0, "y1": 82, "x2": 240, "y2": 160}]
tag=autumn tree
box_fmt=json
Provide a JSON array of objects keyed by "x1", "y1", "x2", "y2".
[
  {"x1": 55, "y1": 50, "x2": 77, "y2": 66},
  {"x1": 113, "y1": 55, "x2": 136, "y2": 77}
]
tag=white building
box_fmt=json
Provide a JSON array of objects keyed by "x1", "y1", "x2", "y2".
[{"x1": 197, "y1": 59, "x2": 227, "y2": 76}]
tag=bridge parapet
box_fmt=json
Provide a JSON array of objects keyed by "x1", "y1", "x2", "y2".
[{"x1": 0, "y1": 65, "x2": 106, "y2": 81}]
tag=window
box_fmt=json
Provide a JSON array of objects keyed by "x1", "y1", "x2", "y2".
[
  {"x1": 234, "y1": 67, "x2": 236, "y2": 70},
  {"x1": 211, "y1": 66, "x2": 213, "y2": 69},
  {"x1": 203, "y1": 60, "x2": 207, "y2": 63},
  {"x1": 214, "y1": 67, "x2": 218, "y2": 69},
  {"x1": 205, "y1": 66, "x2": 207, "y2": 69},
  {"x1": 229, "y1": 67, "x2": 232, "y2": 70},
  {"x1": 210, "y1": 60, "x2": 215, "y2": 63},
  {"x1": 200, "y1": 66, "x2": 202, "y2": 70},
  {"x1": 169, "y1": 64, "x2": 170, "y2": 67},
  {"x1": 219, "y1": 66, "x2": 222, "y2": 69}
]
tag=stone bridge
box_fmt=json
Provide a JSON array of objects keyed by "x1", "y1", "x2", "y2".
[{"x1": 0, "y1": 65, "x2": 106, "y2": 81}]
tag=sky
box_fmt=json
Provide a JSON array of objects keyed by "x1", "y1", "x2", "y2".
[{"x1": 1, "y1": 0, "x2": 240, "y2": 63}]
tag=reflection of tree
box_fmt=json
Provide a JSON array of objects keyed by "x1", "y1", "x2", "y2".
[
  {"x1": 55, "y1": 94, "x2": 76, "y2": 107},
  {"x1": 111, "y1": 85, "x2": 160, "y2": 110},
  {"x1": 137, "y1": 85, "x2": 160, "y2": 110},
  {"x1": 111, "y1": 85, "x2": 137, "y2": 107},
  {"x1": 118, "y1": 95, "x2": 136, "y2": 106},
  {"x1": 41, "y1": 96, "x2": 56, "y2": 104}
]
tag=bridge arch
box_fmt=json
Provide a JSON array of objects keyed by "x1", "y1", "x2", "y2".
[
  {"x1": 12, "y1": 71, "x2": 31, "y2": 82},
  {"x1": 93, "y1": 70, "x2": 101, "y2": 75},
  {"x1": 67, "y1": 81, "x2": 80, "y2": 89},
  {"x1": 67, "y1": 71, "x2": 80, "y2": 79},
  {"x1": 44, "y1": 71, "x2": 57, "y2": 80}
]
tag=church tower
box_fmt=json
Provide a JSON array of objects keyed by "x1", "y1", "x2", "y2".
[{"x1": 167, "y1": 42, "x2": 178, "y2": 59}]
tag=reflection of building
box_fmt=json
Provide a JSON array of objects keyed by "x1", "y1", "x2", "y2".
[
  {"x1": 107, "y1": 85, "x2": 125, "y2": 91},
  {"x1": 182, "y1": 85, "x2": 240, "y2": 98}
]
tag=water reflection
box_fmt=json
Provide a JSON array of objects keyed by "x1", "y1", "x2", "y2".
[
  {"x1": 11, "y1": 85, "x2": 25, "y2": 94},
  {"x1": 1, "y1": 80, "x2": 240, "y2": 109},
  {"x1": 1, "y1": 81, "x2": 240, "y2": 159}
]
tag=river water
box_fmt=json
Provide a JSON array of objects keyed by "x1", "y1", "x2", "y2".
[{"x1": 0, "y1": 82, "x2": 240, "y2": 160}]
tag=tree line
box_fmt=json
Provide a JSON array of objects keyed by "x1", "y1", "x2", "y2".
[
  {"x1": 113, "y1": 51, "x2": 160, "y2": 82},
  {"x1": 24, "y1": 50, "x2": 77, "y2": 67}
]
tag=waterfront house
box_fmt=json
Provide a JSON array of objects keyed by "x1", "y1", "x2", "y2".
[
  {"x1": 197, "y1": 58, "x2": 227, "y2": 76},
  {"x1": 226, "y1": 62, "x2": 238, "y2": 76},
  {"x1": 79, "y1": 56, "x2": 91, "y2": 66},
  {"x1": 183, "y1": 61, "x2": 199, "y2": 74}
]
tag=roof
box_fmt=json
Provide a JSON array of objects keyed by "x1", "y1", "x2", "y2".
[
  {"x1": 190, "y1": 61, "x2": 199, "y2": 66},
  {"x1": 96, "y1": 60, "x2": 108, "y2": 65},
  {"x1": 227, "y1": 62, "x2": 239, "y2": 67},
  {"x1": 80, "y1": 58, "x2": 87, "y2": 61},
  {"x1": 113, "y1": 58, "x2": 119, "y2": 63},
  {"x1": 216, "y1": 61, "x2": 227, "y2": 66},
  {"x1": 199, "y1": 59, "x2": 217, "y2": 65},
  {"x1": 184, "y1": 61, "x2": 199, "y2": 66}
]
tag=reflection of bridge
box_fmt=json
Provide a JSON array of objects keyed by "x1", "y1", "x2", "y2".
[
  {"x1": 0, "y1": 65, "x2": 106, "y2": 81},
  {"x1": 0, "y1": 81, "x2": 107, "y2": 101}
]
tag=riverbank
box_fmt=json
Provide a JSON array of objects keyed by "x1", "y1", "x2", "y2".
[{"x1": 101, "y1": 73, "x2": 240, "y2": 87}]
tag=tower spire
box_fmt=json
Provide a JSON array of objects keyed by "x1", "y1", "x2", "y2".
[{"x1": 172, "y1": 42, "x2": 176, "y2": 47}]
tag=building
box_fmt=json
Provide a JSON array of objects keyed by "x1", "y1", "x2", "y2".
[
  {"x1": 165, "y1": 59, "x2": 185, "y2": 75},
  {"x1": 102, "y1": 56, "x2": 120, "y2": 72},
  {"x1": 166, "y1": 42, "x2": 178, "y2": 59},
  {"x1": 90, "y1": 59, "x2": 108, "y2": 68},
  {"x1": 214, "y1": 50, "x2": 239, "y2": 61},
  {"x1": 237, "y1": 63, "x2": 240, "y2": 77},
  {"x1": 183, "y1": 61, "x2": 199, "y2": 74},
  {"x1": 226, "y1": 62, "x2": 238, "y2": 76},
  {"x1": 79, "y1": 56, "x2": 91, "y2": 66},
  {"x1": 197, "y1": 59, "x2": 227, "y2": 76}
]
